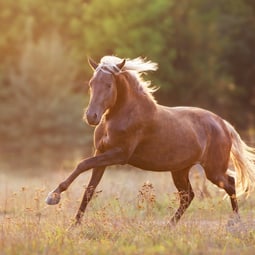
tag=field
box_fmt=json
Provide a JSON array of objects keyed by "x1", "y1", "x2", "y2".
[{"x1": 1, "y1": 166, "x2": 255, "y2": 255}]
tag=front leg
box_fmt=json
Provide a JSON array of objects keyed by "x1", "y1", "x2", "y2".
[
  {"x1": 75, "y1": 166, "x2": 105, "y2": 224},
  {"x1": 170, "y1": 168, "x2": 195, "y2": 225},
  {"x1": 45, "y1": 147, "x2": 127, "y2": 205}
]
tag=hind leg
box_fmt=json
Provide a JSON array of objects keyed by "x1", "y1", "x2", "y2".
[
  {"x1": 170, "y1": 168, "x2": 195, "y2": 225},
  {"x1": 227, "y1": 175, "x2": 239, "y2": 213},
  {"x1": 205, "y1": 167, "x2": 239, "y2": 216}
]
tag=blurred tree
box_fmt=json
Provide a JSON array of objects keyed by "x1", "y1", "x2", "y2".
[
  {"x1": 0, "y1": 33, "x2": 91, "y2": 167},
  {"x1": 0, "y1": 0, "x2": 254, "y2": 169},
  {"x1": 156, "y1": 0, "x2": 222, "y2": 108},
  {"x1": 74, "y1": 0, "x2": 174, "y2": 80},
  {"x1": 217, "y1": 0, "x2": 255, "y2": 128}
]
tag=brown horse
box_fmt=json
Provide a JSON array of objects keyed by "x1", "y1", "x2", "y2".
[{"x1": 46, "y1": 56, "x2": 255, "y2": 225}]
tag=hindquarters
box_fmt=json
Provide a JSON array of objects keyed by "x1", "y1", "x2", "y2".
[
  {"x1": 199, "y1": 114, "x2": 232, "y2": 178},
  {"x1": 199, "y1": 116, "x2": 240, "y2": 211},
  {"x1": 201, "y1": 117, "x2": 255, "y2": 198}
]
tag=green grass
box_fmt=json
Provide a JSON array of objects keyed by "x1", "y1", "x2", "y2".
[{"x1": 1, "y1": 168, "x2": 255, "y2": 255}]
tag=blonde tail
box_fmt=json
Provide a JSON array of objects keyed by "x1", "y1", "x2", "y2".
[{"x1": 224, "y1": 121, "x2": 255, "y2": 197}]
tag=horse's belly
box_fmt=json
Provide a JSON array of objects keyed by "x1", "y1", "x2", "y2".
[{"x1": 128, "y1": 144, "x2": 200, "y2": 171}]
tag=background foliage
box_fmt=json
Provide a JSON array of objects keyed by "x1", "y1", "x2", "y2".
[{"x1": 0, "y1": 0, "x2": 254, "y2": 169}]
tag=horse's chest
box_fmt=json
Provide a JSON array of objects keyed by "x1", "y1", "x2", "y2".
[
  {"x1": 96, "y1": 132, "x2": 110, "y2": 152},
  {"x1": 96, "y1": 126, "x2": 125, "y2": 152}
]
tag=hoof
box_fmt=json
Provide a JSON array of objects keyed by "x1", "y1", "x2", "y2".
[
  {"x1": 226, "y1": 213, "x2": 241, "y2": 228},
  {"x1": 45, "y1": 191, "x2": 61, "y2": 205},
  {"x1": 169, "y1": 217, "x2": 178, "y2": 227},
  {"x1": 66, "y1": 221, "x2": 81, "y2": 232}
]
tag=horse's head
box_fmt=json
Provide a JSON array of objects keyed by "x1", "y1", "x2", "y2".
[{"x1": 85, "y1": 57, "x2": 126, "y2": 126}]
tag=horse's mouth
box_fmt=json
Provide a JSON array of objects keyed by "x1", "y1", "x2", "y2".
[{"x1": 87, "y1": 118, "x2": 100, "y2": 126}]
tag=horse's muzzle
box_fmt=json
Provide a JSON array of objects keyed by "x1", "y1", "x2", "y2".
[{"x1": 86, "y1": 110, "x2": 100, "y2": 126}]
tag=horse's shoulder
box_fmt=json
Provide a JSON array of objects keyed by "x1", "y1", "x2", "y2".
[{"x1": 106, "y1": 117, "x2": 137, "y2": 134}]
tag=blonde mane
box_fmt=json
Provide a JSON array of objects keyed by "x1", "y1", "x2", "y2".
[{"x1": 99, "y1": 56, "x2": 158, "y2": 102}]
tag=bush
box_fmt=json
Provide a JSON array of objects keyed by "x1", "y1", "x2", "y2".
[{"x1": 0, "y1": 34, "x2": 92, "y2": 169}]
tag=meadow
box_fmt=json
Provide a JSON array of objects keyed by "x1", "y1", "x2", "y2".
[{"x1": 1, "y1": 165, "x2": 255, "y2": 255}]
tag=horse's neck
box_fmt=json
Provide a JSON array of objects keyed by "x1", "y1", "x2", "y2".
[{"x1": 108, "y1": 74, "x2": 156, "y2": 117}]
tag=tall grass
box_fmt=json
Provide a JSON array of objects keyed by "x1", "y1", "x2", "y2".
[{"x1": 1, "y1": 167, "x2": 255, "y2": 255}]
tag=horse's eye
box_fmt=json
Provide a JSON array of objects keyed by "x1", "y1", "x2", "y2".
[{"x1": 106, "y1": 83, "x2": 112, "y2": 88}]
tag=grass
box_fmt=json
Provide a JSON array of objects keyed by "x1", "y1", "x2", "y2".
[{"x1": 1, "y1": 167, "x2": 255, "y2": 255}]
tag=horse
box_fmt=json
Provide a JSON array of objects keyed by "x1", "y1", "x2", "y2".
[{"x1": 46, "y1": 56, "x2": 255, "y2": 225}]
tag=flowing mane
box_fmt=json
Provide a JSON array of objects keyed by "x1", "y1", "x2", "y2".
[{"x1": 99, "y1": 56, "x2": 158, "y2": 102}]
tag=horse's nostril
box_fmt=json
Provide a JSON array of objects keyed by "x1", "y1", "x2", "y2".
[{"x1": 86, "y1": 110, "x2": 100, "y2": 125}]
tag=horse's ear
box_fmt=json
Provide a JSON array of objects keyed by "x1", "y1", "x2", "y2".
[
  {"x1": 88, "y1": 57, "x2": 98, "y2": 70},
  {"x1": 117, "y1": 59, "x2": 126, "y2": 71}
]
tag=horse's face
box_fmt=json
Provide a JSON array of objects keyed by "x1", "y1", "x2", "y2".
[
  {"x1": 85, "y1": 58, "x2": 125, "y2": 126},
  {"x1": 86, "y1": 70, "x2": 117, "y2": 126}
]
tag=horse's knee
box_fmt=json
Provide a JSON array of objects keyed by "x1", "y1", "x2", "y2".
[{"x1": 76, "y1": 161, "x2": 86, "y2": 173}]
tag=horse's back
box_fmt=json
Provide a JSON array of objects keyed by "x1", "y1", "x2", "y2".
[{"x1": 159, "y1": 106, "x2": 232, "y2": 153}]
